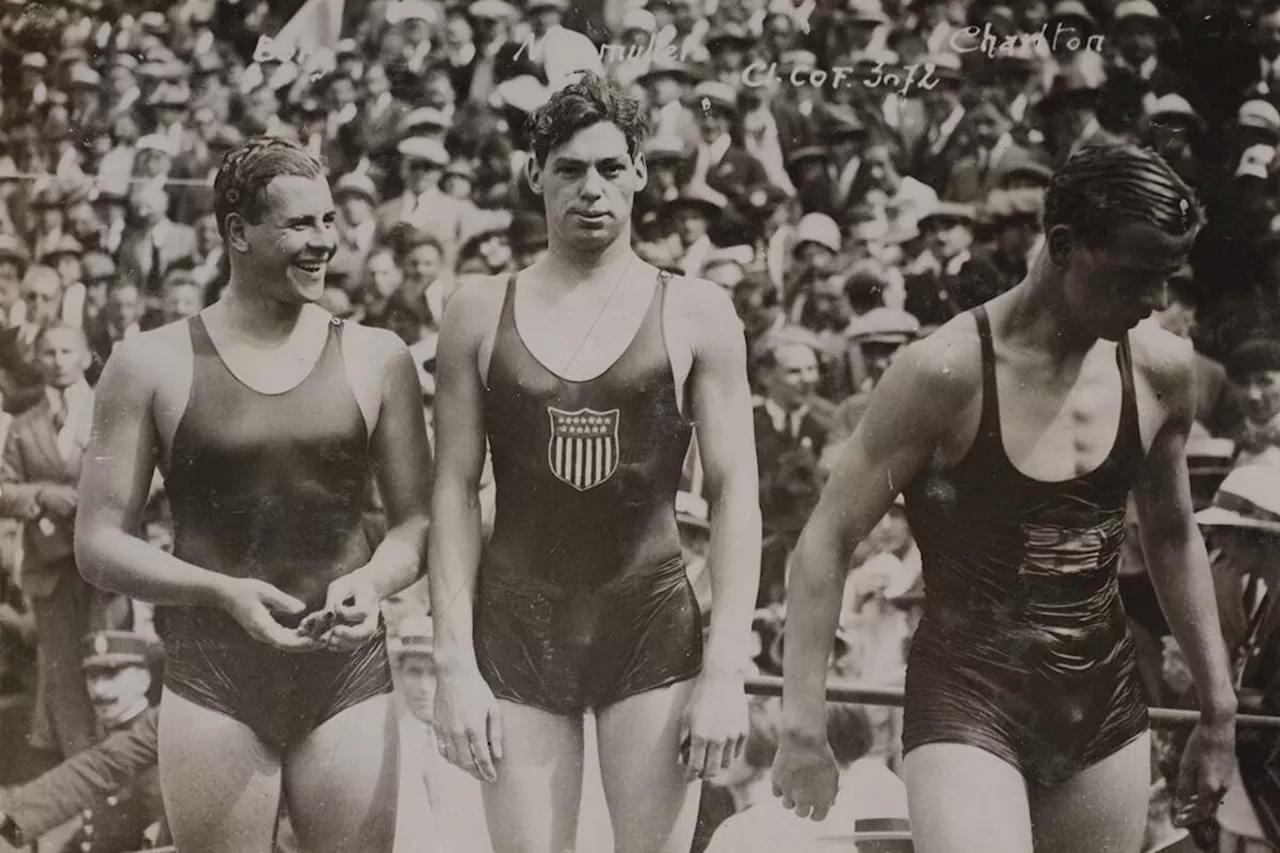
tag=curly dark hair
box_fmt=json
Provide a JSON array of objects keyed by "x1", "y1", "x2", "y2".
[
  {"x1": 1044, "y1": 143, "x2": 1204, "y2": 248},
  {"x1": 213, "y1": 136, "x2": 325, "y2": 240},
  {"x1": 525, "y1": 72, "x2": 650, "y2": 166}
]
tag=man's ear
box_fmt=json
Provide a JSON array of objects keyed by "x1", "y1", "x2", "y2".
[
  {"x1": 225, "y1": 213, "x2": 250, "y2": 254},
  {"x1": 633, "y1": 152, "x2": 649, "y2": 192},
  {"x1": 525, "y1": 155, "x2": 544, "y2": 197},
  {"x1": 1046, "y1": 224, "x2": 1075, "y2": 269}
]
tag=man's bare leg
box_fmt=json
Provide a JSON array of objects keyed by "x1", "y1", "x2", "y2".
[
  {"x1": 285, "y1": 694, "x2": 401, "y2": 853},
  {"x1": 904, "y1": 743, "x2": 1035, "y2": 853},
  {"x1": 481, "y1": 700, "x2": 585, "y2": 853},
  {"x1": 158, "y1": 691, "x2": 283, "y2": 853},
  {"x1": 1029, "y1": 733, "x2": 1150, "y2": 853},
  {"x1": 596, "y1": 679, "x2": 701, "y2": 853}
]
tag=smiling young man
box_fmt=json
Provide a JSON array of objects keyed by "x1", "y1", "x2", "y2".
[
  {"x1": 75, "y1": 137, "x2": 432, "y2": 853},
  {"x1": 772, "y1": 144, "x2": 1239, "y2": 853},
  {"x1": 429, "y1": 73, "x2": 761, "y2": 853}
]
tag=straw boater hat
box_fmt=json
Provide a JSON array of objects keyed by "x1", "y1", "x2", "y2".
[
  {"x1": 1195, "y1": 465, "x2": 1280, "y2": 536},
  {"x1": 387, "y1": 615, "x2": 434, "y2": 656}
]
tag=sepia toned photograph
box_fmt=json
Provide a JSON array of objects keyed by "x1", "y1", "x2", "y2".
[{"x1": 0, "y1": 0, "x2": 1279, "y2": 851}]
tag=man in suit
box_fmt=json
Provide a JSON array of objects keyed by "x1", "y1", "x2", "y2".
[
  {"x1": 0, "y1": 630, "x2": 166, "y2": 853},
  {"x1": 753, "y1": 327, "x2": 831, "y2": 605},
  {"x1": 116, "y1": 183, "x2": 197, "y2": 305},
  {"x1": 0, "y1": 326, "x2": 117, "y2": 759},
  {"x1": 0, "y1": 266, "x2": 66, "y2": 416},
  {"x1": 690, "y1": 81, "x2": 778, "y2": 247}
]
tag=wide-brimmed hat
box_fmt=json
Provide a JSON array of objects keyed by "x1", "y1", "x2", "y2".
[{"x1": 1196, "y1": 465, "x2": 1280, "y2": 535}]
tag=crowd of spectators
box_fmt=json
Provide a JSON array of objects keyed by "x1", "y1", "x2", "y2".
[{"x1": 1, "y1": 0, "x2": 1280, "y2": 850}]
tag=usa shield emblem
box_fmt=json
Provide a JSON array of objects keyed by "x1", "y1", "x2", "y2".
[{"x1": 547, "y1": 406, "x2": 620, "y2": 491}]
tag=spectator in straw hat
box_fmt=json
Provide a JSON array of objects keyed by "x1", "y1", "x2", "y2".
[
  {"x1": 332, "y1": 172, "x2": 381, "y2": 283},
  {"x1": 1105, "y1": 0, "x2": 1184, "y2": 99},
  {"x1": 667, "y1": 185, "x2": 730, "y2": 277},
  {"x1": 1188, "y1": 465, "x2": 1280, "y2": 853},
  {"x1": 1143, "y1": 94, "x2": 1205, "y2": 187}
]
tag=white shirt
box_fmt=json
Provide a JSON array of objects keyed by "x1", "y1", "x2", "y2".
[
  {"x1": 46, "y1": 379, "x2": 92, "y2": 461},
  {"x1": 704, "y1": 759, "x2": 909, "y2": 853},
  {"x1": 762, "y1": 398, "x2": 807, "y2": 440}
]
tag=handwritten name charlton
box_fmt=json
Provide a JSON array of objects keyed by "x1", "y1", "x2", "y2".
[{"x1": 950, "y1": 22, "x2": 1105, "y2": 58}]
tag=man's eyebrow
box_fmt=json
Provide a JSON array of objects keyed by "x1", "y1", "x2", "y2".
[{"x1": 553, "y1": 156, "x2": 627, "y2": 167}]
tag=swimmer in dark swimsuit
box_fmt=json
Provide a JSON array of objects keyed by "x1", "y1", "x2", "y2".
[
  {"x1": 429, "y1": 73, "x2": 761, "y2": 853},
  {"x1": 76, "y1": 138, "x2": 432, "y2": 853},
  {"x1": 772, "y1": 144, "x2": 1238, "y2": 853}
]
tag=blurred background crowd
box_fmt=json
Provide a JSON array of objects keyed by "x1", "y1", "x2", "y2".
[{"x1": 1, "y1": 0, "x2": 1280, "y2": 850}]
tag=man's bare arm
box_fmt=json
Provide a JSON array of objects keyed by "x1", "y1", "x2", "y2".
[
  {"x1": 349, "y1": 333, "x2": 433, "y2": 601},
  {"x1": 687, "y1": 283, "x2": 761, "y2": 678},
  {"x1": 1132, "y1": 340, "x2": 1237, "y2": 721},
  {"x1": 428, "y1": 284, "x2": 490, "y2": 671},
  {"x1": 782, "y1": 334, "x2": 968, "y2": 734},
  {"x1": 74, "y1": 337, "x2": 226, "y2": 607}
]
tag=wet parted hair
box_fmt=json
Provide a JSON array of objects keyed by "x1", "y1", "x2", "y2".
[
  {"x1": 1044, "y1": 144, "x2": 1204, "y2": 248},
  {"x1": 525, "y1": 72, "x2": 651, "y2": 167},
  {"x1": 213, "y1": 137, "x2": 326, "y2": 240}
]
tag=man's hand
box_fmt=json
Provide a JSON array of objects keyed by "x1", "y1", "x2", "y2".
[
  {"x1": 433, "y1": 665, "x2": 503, "y2": 783},
  {"x1": 36, "y1": 485, "x2": 77, "y2": 519},
  {"x1": 1173, "y1": 716, "x2": 1236, "y2": 830},
  {"x1": 216, "y1": 577, "x2": 322, "y2": 653},
  {"x1": 317, "y1": 574, "x2": 380, "y2": 651},
  {"x1": 678, "y1": 674, "x2": 748, "y2": 781},
  {"x1": 771, "y1": 726, "x2": 839, "y2": 821}
]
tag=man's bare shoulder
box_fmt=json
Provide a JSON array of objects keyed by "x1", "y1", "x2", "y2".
[
  {"x1": 664, "y1": 274, "x2": 741, "y2": 340},
  {"x1": 102, "y1": 323, "x2": 191, "y2": 387},
  {"x1": 341, "y1": 314, "x2": 409, "y2": 364},
  {"x1": 440, "y1": 273, "x2": 508, "y2": 341},
  {"x1": 883, "y1": 313, "x2": 983, "y2": 404},
  {"x1": 1128, "y1": 322, "x2": 1196, "y2": 402}
]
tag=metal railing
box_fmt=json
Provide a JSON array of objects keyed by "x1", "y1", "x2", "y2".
[{"x1": 744, "y1": 675, "x2": 1280, "y2": 731}]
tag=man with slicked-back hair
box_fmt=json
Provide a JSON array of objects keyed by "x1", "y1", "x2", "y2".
[{"x1": 774, "y1": 144, "x2": 1239, "y2": 853}]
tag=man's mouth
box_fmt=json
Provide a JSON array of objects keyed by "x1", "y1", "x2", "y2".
[{"x1": 295, "y1": 259, "x2": 326, "y2": 274}]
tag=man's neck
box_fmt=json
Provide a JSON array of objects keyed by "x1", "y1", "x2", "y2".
[
  {"x1": 218, "y1": 275, "x2": 305, "y2": 342},
  {"x1": 541, "y1": 230, "x2": 638, "y2": 288},
  {"x1": 1002, "y1": 253, "x2": 1100, "y2": 361}
]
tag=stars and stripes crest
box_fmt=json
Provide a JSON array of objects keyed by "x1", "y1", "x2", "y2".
[{"x1": 547, "y1": 406, "x2": 620, "y2": 491}]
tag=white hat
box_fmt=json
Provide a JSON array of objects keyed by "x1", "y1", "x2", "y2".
[
  {"x1": 622, "y1": 8, "x2": 657, "y2": 33},
  {"x1": 794, "y1": 212, "x2": 841, "y2": 254},
  {"x1": 492, "y1": 75, "x2": 549, "y2": 114},
  {"x1": 1239, "y1": 99, "x2": 1280, "y2": 134},
  {"x1": 1113, "y1": 0, "x2": 1170, "y2": 30},
  {"x1": 1195, "y1": 465, "x2": 1280, "y2": 535},
  {"x1": 397, "y1": 136, "x2": 450, "y2": 165},
  {"x1": 387, "y1": 615, "x2": 434, "y2": 655},
  {"x1": 543, "y1": 26, "x2": 604, "y2": 92},
  {"x1": 1147, "y1": 94, "x2": 1202, "y2": 128},
  {"x1": 135, "y1": 133, "x2": 175, "y2": 157}
]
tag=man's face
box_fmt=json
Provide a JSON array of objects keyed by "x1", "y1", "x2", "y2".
[
  {"x1": 329, "y1": 77, "x2": 357, "y2": 109},
  {"x1": 364, "y1": 66, "x2": 391, "y2": 99},
  {"x1": 929, "y1": 220, "x2": 973, "y2": 260},
  {"x1": 1257, "y1": 8, "x2": 1280, "y2": 57},
  {"x1": 367, "y1": 251, "x2": 403, "y2": 299},
  {"x1": 1055, "y1": 221, "x2": 1191, "y2": 342},
  {"x1": 404, "y1": 243, "x2": 443, "y2": 287},
  {"x1": 862, "y1": 146, "x2": 897, "y2": 192},
  {"x1": 1239, "y1": 369, "x2": 1280, "y2": 426},
  {"x1": 135, "y1": 149, "x2": 171, "y2": 178},
  {"x1": 529, "y1": 122, "x2": 646, "y2": 253},
  {"x1": 196, "y1": 215, "x2": 220, "y2": 255},
  {"x1": 811, "y1": 275, "x2": 851, "y2": 329},
  {"x1": 401, "y1": 158, "x2": 442, "y2": 196},
  {"x1": 37, "y1": 326, "x2": 89, "y2": 388},
  {"x1": 339, "y1": 195, "x2": 374, "y2": 225},
  {"x1": 21, "y1": 271, "x2": 63, "y2": 328},
  {"x1": 1117, "y1": 26, "x2": 1159, "y2": 66},
  {"x1": 107, "y1": 283, "x2": 142, "y2": 331},
  {"x1": 675, "y1": 206, "x2": 709, "y2": 246},
  {"x1": 765, "y1": 343, "x2": 819, "y2": 409},
  {"x1": 0, "y1": 260, "x2": 22, "y2": 308},
  {"x1": 697, "y1": 107, "x2": 731, "y2": 142},
  {"x1": 66, "y1": 202, "x2": 101, "y2": 244},
  {"x1": 396, "y1": 654, "x2": 437, "y2": 722},
  {"x1": 861, "y1": 339, "x2": 905, "y2": 385},
  {"x1": 85, "y1": 665, "x2": 151, "y2": 727},
  {"x1": 236, "y1": 175, "x2": 338, "y2": 305},
  {"x1": 53, "y1": 254, "x2": 81, "y2": 289},
  {"x1": 797, "y1": 243, "x2": 836, "y2": 275},
  {"x1": 163, "y1": 283, "x2": 204, "y2": 323}
]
